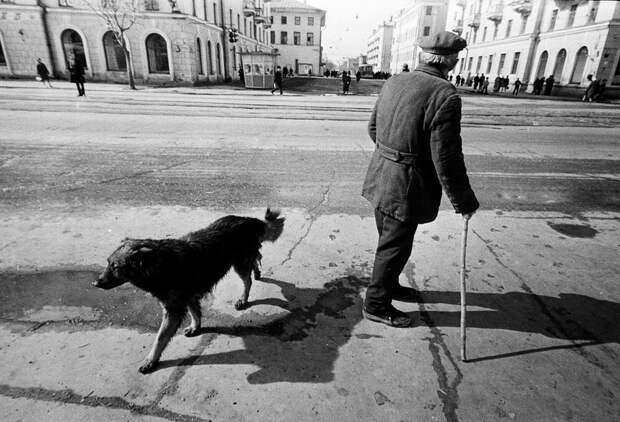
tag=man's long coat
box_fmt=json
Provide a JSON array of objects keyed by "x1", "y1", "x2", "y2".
[{"x1": 362, "y1": 64, "x2": 479, "y2": 224}]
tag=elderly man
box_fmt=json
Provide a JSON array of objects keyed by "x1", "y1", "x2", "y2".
[{"x1": 362, "y1": 31, "x2": 479, "y2": 327}]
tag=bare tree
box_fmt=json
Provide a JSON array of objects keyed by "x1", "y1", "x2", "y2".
[{"x1": 83, "y1": 0, "x2": 140, "y2": 89}]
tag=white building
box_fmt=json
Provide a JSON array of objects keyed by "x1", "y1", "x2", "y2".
[
  {"x1": 390, "y1": 0, "x2": 449, "y2": 74},
  {"x1": 367, "y1": 21, "x2": 394, "y2": 74},
  {"x1": 448, "y1": 0, "x2": 620, "y2": 96},
  {"x1": 0, "y1": 0, "x2": 272, "y2": 84},
  {"x1": 267, "y1": 0, "x2": 325, "y2": 75}
]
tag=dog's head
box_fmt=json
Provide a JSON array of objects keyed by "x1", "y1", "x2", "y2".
[
  {"x1": 263, "y1": 208, "x2": 285, "y2": 242},
  {"x1": 93, "y1": 239, "x2": 151, "y2": 290}
]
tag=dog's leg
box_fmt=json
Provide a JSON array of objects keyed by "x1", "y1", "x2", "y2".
[
  {"x1": 253, "y1": 256, "x2": 262, "y2": 281},
  {"x1": 139, "y1": 308, "x2": 183, "y2": 374},
  {"x1": 233, "y1": 262, "x2": 252, "y2": 310},
  {"x1": 184, "y1": 297, "x2": 202, "y2": 337}
]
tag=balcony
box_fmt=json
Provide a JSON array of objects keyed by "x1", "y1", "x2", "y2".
[
  {"x1": 467, "y1": 12, "x2": 480, "y2": 28},
  {"x1": 243, "y1": 0, "x2": 256, "y2": 17},
  {"x1": 508, "y1": 0, "x2": 532, "y2": 15},
  {"x1": 487, "y1": 3, "x2": 503, "y2": 22},
  {"x1": 452, "y1": 19, "x2": 464, "y2": 34},
  {"x1": 254, "y1": 13, "x2": 268, "y2": 24}
]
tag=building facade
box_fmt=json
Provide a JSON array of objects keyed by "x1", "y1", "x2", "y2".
[
  {"x1": 367, "y1": 20, "x2": 394, "y2": 74},
  {"x1": 448, "y1": 0, "x2": 620, "y2": 95},
  {"x1": 390, "y1": 0, "x2": 449, "y2": 74},
  {"x1": 0, "y1": 0, "x2": 272, "y2": 84},
  {"x1": 267, "y1": 0, "x2": 325, "y2": 75}
]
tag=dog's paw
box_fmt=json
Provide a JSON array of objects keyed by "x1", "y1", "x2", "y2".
[
  {"x1": 184, "y1": 326, "x2": 199, "y2": 337},
  {"x1": 234, "y1": 299, "x2": 248, "y2": 310},
  {"x1": 138, "y1": 359, "x2": 158, "y2": 374}
]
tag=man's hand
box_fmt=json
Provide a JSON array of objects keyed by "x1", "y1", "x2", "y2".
[{"x1": 462, "y1": 212, "x2": 475, "y2": 221}]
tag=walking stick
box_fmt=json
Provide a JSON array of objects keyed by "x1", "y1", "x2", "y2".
[{"x1": 460, "y1": 216, "x2": 469, "y2": 362}]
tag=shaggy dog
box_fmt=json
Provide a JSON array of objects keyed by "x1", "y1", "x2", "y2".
[{"x1": 93, "y1": 208, "x2": 285, "y2": 373}]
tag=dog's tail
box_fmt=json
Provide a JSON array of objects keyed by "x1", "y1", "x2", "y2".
[{"x1": 263, "y1": 208, "x2": 285, "y2": 242}]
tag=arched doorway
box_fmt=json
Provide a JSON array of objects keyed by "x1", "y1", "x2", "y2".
[
  {"x1": 552, "y1": 49, "x2": 566, "y2": 81},
  {"x1": 570, "y1": 46, "x2": 588, "y2": 84},
  {"x1": 536, "y1": 51, "x2": 548, "y2": 79},
  {"x1": 196, "y1": 38, "x2": 203, "y2": 75},
  {"x1": 61, "y1": 29, "x2": 87, "y2": 71},
  {"x1": 145, "y1": 33, "x2": 169, "y2": 74},
  {"x1": 216, "y1": 43, "x2": 222, "y2": 76},
  {"x1": 103, "y1": 31, "x2": 126, "y2": 71}
]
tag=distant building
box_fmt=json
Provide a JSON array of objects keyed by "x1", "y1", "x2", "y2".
[
  {"x1": 0, "y1": 0, "x2": 272, "y2": 84},
  {"x1": 367, "y1": 20, "x2": 394, "y2": 73},
  {"x1": 448, "y1": 0, "x2": 620, "y2": 97},
  {"x1": 267, "y1": 0, "x2": 325, "y2": 75},
  {"x1": 390, "y1": 0, "x2": 449, "y2": 75}
]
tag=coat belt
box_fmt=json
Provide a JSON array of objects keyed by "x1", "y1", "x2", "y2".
[{"x1": 376, "y1": 141, "x2": 417, "y2": 165}]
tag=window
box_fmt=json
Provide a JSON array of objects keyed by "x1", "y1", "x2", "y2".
[
  {"x1": 486, "y1": 54, "x2": 493, "y2": 74},
  {"x1": 191, "y1": 0, "x2": 195, "y2": 16},
  {"x1": 0, "y1": 39, "x2": 6, "y2": 66},
  {"x1": 253, "y1": 23, "x2": 257, "y2": 39},
  {"x1": 511, "y1": 52, "x2": 520, "y2": 74},
  {"x1": 423, "y1": 26, "x2": 430, "y2": 36},
  {"x1": 295, "y1": 16, "x2": 300, "y2": 25},
  {"x1": 506, "y1": 19, "x2": 512, "y2": 37},
  {"x1": 270, "y1": 30, "x2": 275, "y2": 44},
  {"x1": 536, "y1": 51, "x2": 548, "y2": 78},
  {"x1": 203, "y1": 0, "x2": 207, "y2": 20},
  {"x1": 280, "y1": 31, "x2": 287, "y2": 44},
  {"x1": 213, "y1": 3, "x2": 217, "y2": 24},
  {"x1": 570, "y1": 47, "x2": 588, "y2": 83},
  {"x1": 146, "y1": 33, "x2": 169, "y2": 73},
  {"x1": 307, "y1": 32, "x2": 314, "y2": 46},
  {"x1": 553, "y1": 49, "x2": 566, "y2": 80},
  {"x1": 216, "y1": 43, "x2": 221, "y2": 75},
  {"x1": 549, "y1": 9, "x2": 558, "y2": 30},
  {"x1": 103, "y1": 31, "x2": 126, "y2": 71},
  {"x1": 425, "y1": 6, "x2": 432, "y2": 15},
  {"x1": 244, "y1": 18, "x2": 247, "y2": 35},
  {"x1": 61, "y1": 29, "x2": 87, "y2": 70},
  {"x1": 472, "y1": 28, "x2": 477, "y2": 43},
  {"x1": 588, "y1": 1, "x2": 599, "y2": 23},
  {"x1": 482, "y1": 26, "x2": 487, "y2": 41},
  {"x1": 281, "y1": 16, "x2": 287, "y2": 24},
  {"x1": 498, "y1": 53, "x2": 506, "y2": 74},
  {"x1": 520, "y1": 15, "x2": 528, "y2": 34},
  {"x1": 207, "y1": 40, "x2": 213, "y2": 74},
  {"x1": 308, "y1": 16, "x2": 314, "y2": 26},
  {"x1": 476, "y1": 56, "x2": 482, "y2": 73},
  {"x1": 144, "y1": 0, "x2": 158, "y2": 11},
  {"x1": 467, "y1": 56, "x2": 473, "y2": 71},
  {"x1": 237, "y1": 14, "x2": 240, "y2": 31},
  {"x1": 567, "y1": 4, "x2": 577, "y2": 27},
  {"x1": 58, "y1": 0, "x2": 70, "y2": 6},
  {"x1": 229, "y1": 9, "x2": 232, "y2": 26},
  {"x1": 493, "y1": 23, "x2": 499, "y2": 39},
  {"x1": 293, "y1": 31, "x2": 300, "y2": 45},
  {"x1": 196, "y1": 38, "x2": 203, "y2": 74}
]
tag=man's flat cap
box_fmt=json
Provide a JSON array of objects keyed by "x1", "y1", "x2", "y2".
[{"x1": 419, "y1": 31, "x2": 467, "y2": 55}]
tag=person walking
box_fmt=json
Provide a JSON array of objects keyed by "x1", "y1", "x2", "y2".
[
  {"x1": 544, "y1": 75, "x2": 554, "y2": 95},
  {"x1": 271, "y1": 65, "x2": 283, "y2": 95},
  {"x1": 36, "y1": 58, "x2": 53, "y2": 88},
  {"x1": 69, "y1": 55, "x2": 85, "y2": 97},
  {"x1": 282, "y1": 66, "x2": 288, "y2": 78},
  {"x1": 512, "y1": 78, "x2": 522, "y2": 96},
  {"x1": 583, "y1": 74, "x2": 597, "y2": 102},
  {"x1": 473, "y1": 74, "x2": 480, "y2": 91},
  {"x1": 356, "y1": 70, "x2": 362, "y2": 83},
  {"x1": 481, "y1": 76, "x2": 489, "y2": 94},
  {"x1": 361, "y1": 31, "x2": 479, "y2": 327}
]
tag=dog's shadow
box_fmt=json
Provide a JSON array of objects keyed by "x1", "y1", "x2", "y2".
[{"x1": 157, "y1": 276, "x2": 369, "y2": 384}]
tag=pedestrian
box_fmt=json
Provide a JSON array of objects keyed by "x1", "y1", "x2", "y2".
[
  {"x1": 583, "y1": 74, "x2": 596, "y2": 102},
  {"x1": 356, "y1": 70, "x2": 361, "y2": 83},
  {"x1": 544, "y1": 75, "x2": 554, "y2": 95},
  {"x1": 493, "y1": 75, "x2": 500, "y2": 92},
  {"x1": 477, "y1": 73, "x2": 485, "y2": 92},
  {"x1": 473, "y1": 74, "x2": 480, "y2": 91},
  {"x1": 481, "y1": 76, "x2": 489, "y2": 94},
  {"x1": 69, "y1": 55, "x2": 85, "y2": 97},
  {"x1": 512, "y1": 78, "x2": 522, "y2": 95},
  {"x1": 271, "y1": 65, "x2": 283, "y2": 95},
  {"x1": 36, "y1": 58, "x2": 53, "y2": 88},
  {"x1": 282, "y1": 66, "x2": 288, "y2": 78},
  {"x1": 455, "y1": 74, "x2": 461, "y2": 86},
  {"x1": 593, "y1": 79, "x2": 607, "y2": 100},
  {"x1": 402, "y1": 63, "x2": 410, "y2": 72},
  {"x1": 361, "y1": 31, "x2": 479, "y2": 327},
  {"x1": 238, "y1": 66, "x2": 245, "y2": 84},
  {"x1": 342, "y1": 71, "x2": 351, "y2": 95}
]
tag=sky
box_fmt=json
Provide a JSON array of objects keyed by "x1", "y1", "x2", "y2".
[{"x1": 307, "y1": 0, "x2": 414, "y2": 63}]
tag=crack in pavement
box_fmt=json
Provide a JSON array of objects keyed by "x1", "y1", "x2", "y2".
[
  {"x1": 405, "y1": 263, "x2": 462, "y2": 422},
  {"x1": 472, "y1": 229, "x2": 613, "y2": 369},
  {"x1": 280, "y1": 177, "x2": 333, "y2": 266},
  {"x1": 0, "y1": 383, "x2": 211, "y2": 422}
]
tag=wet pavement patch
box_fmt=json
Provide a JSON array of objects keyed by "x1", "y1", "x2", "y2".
[{"x1": 547, "y1": 222, "x2": 598, "y2": 238}]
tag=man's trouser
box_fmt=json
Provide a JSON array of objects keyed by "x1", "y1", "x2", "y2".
[{"x1": 364, "y1": 209, "x2": 418, "y2": 313}]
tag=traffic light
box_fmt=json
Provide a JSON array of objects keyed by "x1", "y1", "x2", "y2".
[{"x1": 229, "y1": 28, "x2": 239, "y2": 43}]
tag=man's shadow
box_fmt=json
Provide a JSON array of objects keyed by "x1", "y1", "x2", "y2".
[
  {"x1": 157, "y1": 278, "x2": 620, "y2": 382},
  {"x1": 412, "y1": 290, "x2": 620, "y2": 362},
  {"x1": 158, "y1": 275, "x2": 370, "y2": 384}
]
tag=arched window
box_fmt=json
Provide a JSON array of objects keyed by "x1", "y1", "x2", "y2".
[
  {"x1": 103, "y1": 31, "x2": 126, "y2": 71},
  {"x1": 146, "y1": 33, "x2": 169, "y2": 74},
  {"x1": 552, "y1": 49, "x2": 566, "y2": 81},
  {"x1": 570, "y1": 47, "x2": 588, "y2": 84},
  {"x1": 61, "y1": 29, "x2": 87, "y2": 70},
  {"x1": 207, "y1": 41, "x2": 214, "y2": 75},
  {"x1": 196, "y1": 38, "x2": 204, "y2": 75},
  {"x1": 536, "y1": 51, "x2": 548, "y2": 79},
  {"x1": 0, "y1": 37, "x2": 7, "y2": 66},
  {"x1": 216, "y1": 43, "x2": 222, "y2": 76}
]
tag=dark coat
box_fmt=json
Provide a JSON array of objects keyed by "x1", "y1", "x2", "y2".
[
  {"x1": 362, "y1": 64, "x2": 479, "y2": 224},
  {"x1": 70, "y1": 61, "x2": 85, "y2": 83}
]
